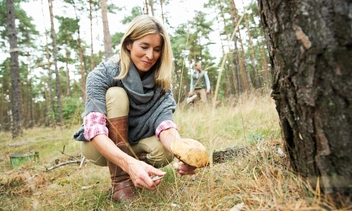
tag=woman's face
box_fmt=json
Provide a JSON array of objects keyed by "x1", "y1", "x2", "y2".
[{"x1": 127, "y1": 33, "x2": 162, "y2": 76}]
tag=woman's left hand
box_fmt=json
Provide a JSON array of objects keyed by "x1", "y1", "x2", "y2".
[{"x1": 173, "y1": 159, "x2": 196, "y2": 176}]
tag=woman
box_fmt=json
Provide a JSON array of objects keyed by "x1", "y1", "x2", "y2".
[{"x1": 73, "y1": 15, "x2": 196, "y2": 203}]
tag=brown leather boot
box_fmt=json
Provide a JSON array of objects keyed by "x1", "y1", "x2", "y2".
[{"x1": 106, "y1": 116, "x2": 136, "y2": 202}]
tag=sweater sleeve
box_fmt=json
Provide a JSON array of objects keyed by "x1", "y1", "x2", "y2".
[
  {"x1": 82, "y1": 60, "x2": 120, "y2": 118},
  {"x1": 204, "y1": 72, "x2": 211, "y2": 92},
  {"x1": 153, "y1": 89, "x2": 177, "y2": 134},
  {"x1": 190, "y1": 71, "x2": 194, "y2": 92}
]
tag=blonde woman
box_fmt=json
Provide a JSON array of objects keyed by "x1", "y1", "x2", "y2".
[{"x1": 74, "y1": 15, "x2": 196, "y2": 203}]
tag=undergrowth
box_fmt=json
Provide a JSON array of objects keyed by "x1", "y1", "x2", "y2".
[{"x1": 0, "y1": 92, "x2": 349, "y2": 210}]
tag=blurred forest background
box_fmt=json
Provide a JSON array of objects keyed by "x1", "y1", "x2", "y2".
[{"x1": 1, "y1": 0, "x2": 270, "y2": 137}]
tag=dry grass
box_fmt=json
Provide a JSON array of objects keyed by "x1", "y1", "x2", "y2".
[{"x1": 0, "y1": 92, "x2": 349, "y2": 210}]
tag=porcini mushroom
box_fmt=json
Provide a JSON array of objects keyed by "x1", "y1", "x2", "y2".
[{"x1": 170, "y1": 138, "x2": 210, "y2": 168}]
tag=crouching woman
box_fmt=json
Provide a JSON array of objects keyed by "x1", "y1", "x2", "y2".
[{"x1": 73, "y1": 15, "x2": 196, "y2": 203}]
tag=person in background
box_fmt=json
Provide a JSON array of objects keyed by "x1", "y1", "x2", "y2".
[
  {"x1": 188, "y1": 62, "x2": 211, "y2": 103},
  {"x1": 73, "y1": 15, "x2": 196, "y2": 203}
]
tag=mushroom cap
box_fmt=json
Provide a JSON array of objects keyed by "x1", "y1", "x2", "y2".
[{"x1": 170, "y1": 138, "x2": 210, "y2": 168}]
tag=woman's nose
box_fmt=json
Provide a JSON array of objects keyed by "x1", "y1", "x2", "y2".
[{"x1": 146, "y1": 49, "x2": 153, "y2": 60}]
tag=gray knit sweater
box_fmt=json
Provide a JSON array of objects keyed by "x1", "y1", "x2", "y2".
[{"x1": 73, "y1": 58, "x2": 176, "y2": 145}]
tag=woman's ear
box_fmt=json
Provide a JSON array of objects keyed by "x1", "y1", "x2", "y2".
[{"x1": 126, "y1": 43, "x2": 132, "y2": 51}]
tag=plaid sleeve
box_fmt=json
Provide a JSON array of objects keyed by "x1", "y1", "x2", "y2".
[
  {"x1": 83, "y1": 112, "x2": 108, "y2": 141},
  {"x1": 155, "y1": 120, "x2": 178, "y2": 139}
]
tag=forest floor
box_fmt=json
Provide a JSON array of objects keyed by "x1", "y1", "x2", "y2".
[{"x1": 0, "y1": 91, "x2": 349, "y2": 210}]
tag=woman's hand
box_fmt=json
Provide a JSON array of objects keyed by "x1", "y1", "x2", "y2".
[
  {"x1": 90, "y1": 134, "x2": 165, "y2": 190},
  {"x1": 126, "y1": 158, "x2": 166, "y2": 190},
  {"x1": 173, "y1": 159, "x2": 196, "y2": 176},
  {"x1": 158, "y1": 128, "x2": 198, "y2": 176}
]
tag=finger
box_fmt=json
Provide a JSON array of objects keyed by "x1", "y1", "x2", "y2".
[
  {"x1": 149, "y1": 168, "x2": 166, "y2": 177},
  {"x1": 153, "y1": 179, "x2": 162, "y2": 186},
  {"x1": 137, "y1": 177, "x2": 155, "y2": 190},
  {"x1": 141, "y1": 173, "x2": 163, "y2": 190},
  {"x1": 177, "y1": 163, "x2": 196, "y2": 175},
  {"x1": 178, "y1": 168, "x2": 196, "y2": 175},
  {"x1": 179, "y1": 162, "x2": 196, "y2": 171}
]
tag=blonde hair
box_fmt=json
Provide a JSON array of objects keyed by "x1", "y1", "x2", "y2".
[{"x1": 116, "y1": 15, "x2": 173, "y2": 91}]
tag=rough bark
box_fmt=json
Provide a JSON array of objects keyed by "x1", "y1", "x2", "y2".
[
  {"x1": 6, "y1": 0, "x2": 22, "y2": 138},
  {"x1": 259, "y1": 0, "x2": 352, "y2": 206}
]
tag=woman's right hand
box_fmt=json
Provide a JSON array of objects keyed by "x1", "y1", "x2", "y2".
[
  {"x1": 126, "y1": 158, "x2": 166, "y2": 190},
  {"x1": 91, "y1": 135, "x2": 166, "y2": 190}
]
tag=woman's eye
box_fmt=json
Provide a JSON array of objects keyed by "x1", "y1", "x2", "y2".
[{"x1": 141, "y1": 46, "x2": 148, "y2": 49}]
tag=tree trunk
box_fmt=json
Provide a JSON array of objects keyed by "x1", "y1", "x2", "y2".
[
  {"x1": 217, "y1": 0, "x2": 237, "y2": 96},
  {"x1": 229, "y1": 0, "x2": 244, "y2": 93},
  {"x1": 44, "y1": 30, "x2": 55, "y2": 125},
  {"x1": 259, "y1": 0, "x2": 352, "y2": 206},
  {"x1": 231, "y1": 0, "x2": 252, "y2": 92},
  {"x1": 78, "y1": 37, "x2": 86, "y2": 104},
  {"x1": 259, "y1": 28, "x2": 270, "y2": 86},
  {"x1": 65, "y1": 49, "x2": 71, "y2": 96},
  {"x1": 148, "y1": 0, "x2": 154, "y2": 16},
  {"x1": 244, "y1": 11, "x2": 260, "y2": 89},
  {"x1": 100, "y1": 0, "x2": 113, "y2": 60},
  {"x1": 6, "y1": 0, "x2": 22, "y2": 138},
  {"x1": 48, "y1": 0, "x2": 63, "y2": 125},
  {"x1": 159, "y1": 0, "x2": 164, "y2": 23},
  {"x1": 144, "y1": 0, "x2": 149, "y2": 15},
  {"x1": 89, "y1": 0, "x2": 95, "y2": 70}
]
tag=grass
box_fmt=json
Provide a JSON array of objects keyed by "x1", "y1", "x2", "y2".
[{"x1": 0, "y1": 91, "x2": 349, "y2": 210}]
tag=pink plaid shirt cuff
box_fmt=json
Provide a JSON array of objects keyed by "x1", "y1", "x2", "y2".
[
  {"x1": 83, "y1": 112, "x2": 108, "y2": 141},
  {"x1": 155, "y1": 120, "x2": 178, "y2": 139}
]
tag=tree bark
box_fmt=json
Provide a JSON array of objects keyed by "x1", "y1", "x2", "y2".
[
  {"x1": 48, "y1": 0, "x2": 63, "y2": 125},
  {"x1": 244, "y1": 11, "x2": 260, "y2": 88},
  {"x1": 89, "y1": 0, "x2": 95, "y2": 70},
  {"x1": 148, "y1": 0, "x2": 154, "y2": 16},
  {"x1": 6, "y1": 0, "x2": 22, "y2": 138},
  {"x1": 100, "y1": 0, "x2": 113, "y2": 59},
  {"x1": 259, "y1": 0, "x2": 352, "y2": 206},
  {"x1": 159, "y1": 0, "x2": 165, "y2": 23}
]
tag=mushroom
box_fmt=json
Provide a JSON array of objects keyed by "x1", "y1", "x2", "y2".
[{"x1": 170, "y1": 138, "x2": 210, "y2": 168}]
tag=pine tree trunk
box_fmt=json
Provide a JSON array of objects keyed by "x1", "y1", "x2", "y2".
[
  {"x1": 159, "y1": 0, "x2": 165, "y2": 23},
  {"x1": 65, "y1": 50, "x2": 71, "y2": 96},
  {"x1": 148, "y1": 0, "x2": 154, "y2": 16},
  {"x1": 6, "y1": 0, "x2": 22, "y2": 138},
  {"x1": 144, "y1": 0, "x2": 149, "y2": 15},
  {"x1": 217, "y1": 0, "x2": 237, "y2": 96},
  {"x1": 244, "y1": 12, "x2": 260, "y2": 88},
  {"x1": 43, "y1": 29, "x2": 55, "y2": 122},
  {"x1": 231, "y1": 0, "x2": 252, "y2": 92},
  {"x1": 89, "y1": 0, "x2": 95, "y2": 70},
  {"x1": 259, "y1": 0, "x2": 352, "y2": 206},
  {"x1": 48, "y1": 0, "x2": 63, "y2": 125},
  {"x1": 100, "y1": 0, "x2": 113, "y2": 59},
  {"x1": 259, "y1": 28, "x2": 270, "y2": 86}
]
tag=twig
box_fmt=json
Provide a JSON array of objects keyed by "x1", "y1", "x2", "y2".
[
  {"x1": 45, "y1": 160, "x2": 84, "y2": 172},
  {"x1": 59, "y1": 145, "x2": 80, "y2": 160},
  {"x1": 79, "y1": 157, "x2": 85, "y2": 168}
]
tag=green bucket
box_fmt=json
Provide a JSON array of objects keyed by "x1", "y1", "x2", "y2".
[{"x1": 10, "y1": 152, "x2": 39, "y2": 168}]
